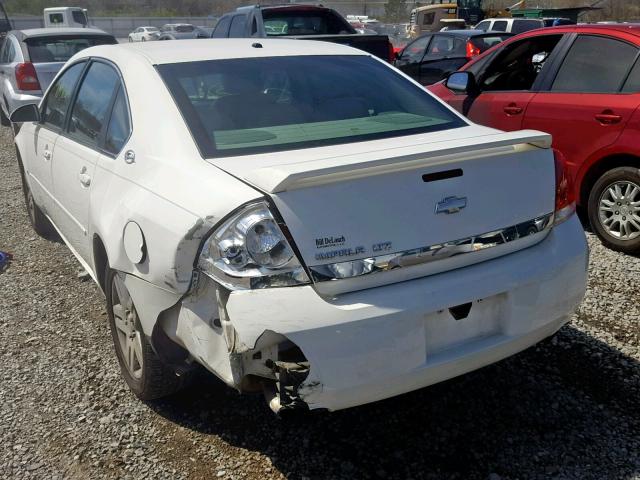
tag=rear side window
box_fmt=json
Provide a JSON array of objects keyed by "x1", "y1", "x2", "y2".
[
  {"x1": 552, "y1": 35, "x2": 638, "y2": 93},
  {"x1": 49, "y1": 13, "x2": 64, "y2": 25},
  {"x1": 68, "y1": 62, "x2": 120, "y2": 147},
  {"x1": 26, "y1": 36, "x2": 116, "y2": 63},
  {"x1": 401, "y1": 35, "x2": 431, "y2": 62},
  {"x1": 2, "y1": 39, "x2": 15, "y2": 62},
  {"x1": 212, "y1": 17, "x2": 231, "y2": 37},
  {"x1": 104, "y1": 87, "x2": 131, "y2": 155},
  {"x1": 42, "y1": 62, "x2": 85, "y2": 130},
  {"x1": 427, "y1": 36, "x2": 465, "y2": 56},
  {"x1": 228, "y1": 15, "x2": 246, "y2": 38},
  {"x1": 511, "y1": 19, "x2": 542, "y2": 34},
  {"x1": 176, "y1": 24, "x2": 195, "y2": 32},
  {"x1": 492, "y1": 21, "x2": 508, "y2": 32}
]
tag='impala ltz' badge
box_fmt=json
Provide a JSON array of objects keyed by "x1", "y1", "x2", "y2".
[{"x1": 436, "y1": 196, "x2": 467, "y2": 215}]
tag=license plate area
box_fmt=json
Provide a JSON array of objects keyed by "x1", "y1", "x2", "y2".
[{"x1": 425, "y1": 293, "x2": 506, "y2": 356}]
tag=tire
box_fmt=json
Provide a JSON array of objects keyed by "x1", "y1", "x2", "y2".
[
  {"x1": 0, "y1": 105, "x2": 10, "y2": 127},
  {"x1": 18, "y1": 160, "x2": 53, "y2": 238},
  {"x1": 588, "y1": 166, "x2": 640, "y2": 254},
  {"x1": 106, "y1": 268, "x2": 186, "y2": 400},
  {"x1": 142, "y1": 37, "x2": 146, "y2": 42},
  {"x1": 128, "y1": 36, "x2": 133, "y2": 42}
]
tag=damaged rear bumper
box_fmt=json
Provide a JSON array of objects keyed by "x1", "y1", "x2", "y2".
[{"x1": 163, "y1": 215, "x2": 588, "y2": 412}]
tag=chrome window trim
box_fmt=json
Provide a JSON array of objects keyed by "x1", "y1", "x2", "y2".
[{"x1": 309, "y1": 212, "x2": 554, "y2": 283}]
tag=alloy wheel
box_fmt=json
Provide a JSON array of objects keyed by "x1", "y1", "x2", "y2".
[
  {"x1": 111, "y1": 274, "x2": 144, "y2": 379},
  {"x1": 598, "y1": 180, "x2": 640, "y2": 241}
]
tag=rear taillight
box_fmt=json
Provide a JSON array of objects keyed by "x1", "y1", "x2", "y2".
[
  {"x1": 465, "y1": 40, "x2": 481, "y2": 60},
  {"x1": 388, "y1": 41, "x2": 395, "y2": 63},
  {"x1": 15, "y1": 63, "x2": 41, "y2": 91},
  {"x1": 553, "y1": 148, "x2": 576, "y2": 225}
]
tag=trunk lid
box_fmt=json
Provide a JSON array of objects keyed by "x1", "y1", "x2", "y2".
[{"x1": 209, "y1": 127, "x2": 556, "y2": 294}]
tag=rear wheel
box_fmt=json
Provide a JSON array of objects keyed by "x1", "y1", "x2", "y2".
[
  {"x1": 141, "y1": 37, "x2": 146, "y2": 42},
  {"x1": 18, "y1": 161, "x2": 53, "y2": 238},
  {"x1": 588, "y1": 166, "x2": 640, "y2": 254},
  {"x1": 0, "y1": 105, "x2": 10, "y2": 127},
  {"x1": 106, "y1": 269, "x2": 186, "y2": 400}
]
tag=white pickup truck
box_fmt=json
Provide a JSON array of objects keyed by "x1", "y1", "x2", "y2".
[{"x1": 11, "y1": 39, "x2": 588, "y2": 413}]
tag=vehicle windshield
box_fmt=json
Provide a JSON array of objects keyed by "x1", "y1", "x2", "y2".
[
  {"x1": 176, "y1": 24, "x2": 195, "y2": 32},
  {"x1": 158, "y1": 55, "x2": 466, "y2": 157},
  {"x1": 262, "y1": 10, "x2": 355, "y2": 36},
  {"x1": 26, "y1": 35, "x2": 116, "y2": 63}
]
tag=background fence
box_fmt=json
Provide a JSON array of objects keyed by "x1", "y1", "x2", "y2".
[{"x1": 11, "y1": 16, "x2": 218, "y2": 37}]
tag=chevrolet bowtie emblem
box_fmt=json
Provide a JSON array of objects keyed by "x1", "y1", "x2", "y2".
[{"x1": 435, "y1": 196, "x2": 467, "y2": 215}]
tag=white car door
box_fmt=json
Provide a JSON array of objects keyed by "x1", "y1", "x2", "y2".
[
  {"x1": 51, "y1": 60, "x2": 121, "y2": 263},
  {"x1": 23, "y1": 62, "x2": 86, "y2": 211}
]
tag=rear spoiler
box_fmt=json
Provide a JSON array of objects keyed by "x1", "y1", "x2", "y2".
[{"x1": 243, "y1": 130, "x2": 552, "y2": 193}]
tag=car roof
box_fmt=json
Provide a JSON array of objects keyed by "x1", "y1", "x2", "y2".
[
  {"x1": 78, "y1": 38, "x2": 367, "y2": 65},
  {"x1": 236, "y1": 4, "x2": 332, "y2": 13},
  {"x1": 11, "y1": 28, "x2": 111, "y2": 39},
  {"x1": 436, "y1": 29, "x2": 511, "y2": 37},
  {"x1": 509, "y1": 23, "x2": 640, "y2": 39}
]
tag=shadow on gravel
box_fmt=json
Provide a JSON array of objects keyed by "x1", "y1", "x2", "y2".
[{"x1": 148, "y1": 325, "x2": 639, "y2": 480}]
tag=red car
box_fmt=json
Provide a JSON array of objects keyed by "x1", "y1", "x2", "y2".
[{"x1": 429, "y1": 24, "x2": 640, "y2": 254}]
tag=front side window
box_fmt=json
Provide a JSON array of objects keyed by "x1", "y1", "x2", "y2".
[
  {"x1": 104, "y1": 87, "x2": 131, "y2": 155},
  {"x1": 212, "y1": 17, "x2": 231, "y2": 37},
  {"x1": 262, "y1": 10, "x2": 354, "y2": 36},
  {"x1": 422, "y1": 12, "x2": 436, "y2": 26},
  {"x1": 26, "y1": 35, "x2": 116, "y2": 63},
  {"x1": 552, "y1": 35, "x2": 638, "y2": 93},
  {"x1": 158, "y1": 55, "x2": 466, "y2": 157},
  {"x1": 42, "y1": 62, "x2": 85, "y2": 130},
  {"x1": 481, "y1": 34, "x2": 562, "y2": 91},
  {"x1": 475, "y1": 20, "x2": 490, "y2": 31},
  {"x1": 622, "y1": 59, "x2": 640, "y2": 93},
  {"x1": 176, "y1": 24, "x2": 195, "y2": 32},
  {"x1": 68, "y1": 62, "x2": 120, "y2": 146},
  {"x1": 228, "y1": 16, "x2": 247, "y2": 38}
]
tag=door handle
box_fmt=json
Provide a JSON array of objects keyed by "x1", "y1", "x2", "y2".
[
  {"x1": 78, "y1": 168, "x2": 91, "y2": 187},
  {"x1": 595, "y1": 112, "x2": 622, "y2": 125},
  {"x1": 43, "y1": 150, "x2": 51, "y2": 161},
  {"x1": 503, "y1": 104, "x2": 523, "y2": 115}
]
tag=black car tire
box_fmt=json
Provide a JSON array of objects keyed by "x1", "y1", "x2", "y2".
[
  {"x1": 18, "y1": 160, "x2": 53, "y2": 238},
  {"x1": 106, "y1": 268, "x2": 187, "y2": 400},
  {"x1": 0, "y1": 105, "x2": 10, "y2": 126},
  {"x1": 588, "y1": 166, "x2": 640, "y2": 254}
]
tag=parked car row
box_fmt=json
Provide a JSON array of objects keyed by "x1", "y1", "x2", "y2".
[{"x1": 128, "y1": 24, "x2": 210, "y2": 42}]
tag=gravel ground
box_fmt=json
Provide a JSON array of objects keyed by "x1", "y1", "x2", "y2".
[{"x1": 0, "y1": 125, "x2": 638, "y2": 480}]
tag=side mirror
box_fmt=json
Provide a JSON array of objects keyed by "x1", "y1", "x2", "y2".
[
  {"x1": 445, "y1": 71, "x2": 479, "y2": 96},
  {"x1": 10, "y1": 103, "x2": 41, "y2": 123}
]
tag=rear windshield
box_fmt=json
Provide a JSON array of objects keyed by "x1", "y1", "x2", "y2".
[
  {"x1": 262, "y1": 10, "x2": 355, "y2": 36},
  {"x1": 26, "y1": 35, "x2": 116, "y2": 63},
  {"x1": 470, "y1": 34, "x2": 511, "y2": 52},
  {"x1": 158, "y1": 55, "x2": 466, "y2": 157},
  {"x1": 175, "y1": 25, "x2": 195, "y2": 32}
]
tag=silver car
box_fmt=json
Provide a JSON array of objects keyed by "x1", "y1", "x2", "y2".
[{"x1": 0, "y1": 28, "x2": 116, "y2": 126}]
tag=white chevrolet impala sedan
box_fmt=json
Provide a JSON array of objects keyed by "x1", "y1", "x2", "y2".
[{"x1": 11, "y1": 39, "x2": 588, "y2": 412}]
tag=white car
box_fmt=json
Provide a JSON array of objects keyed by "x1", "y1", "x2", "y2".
[
  {"x1": 11, "y1": 39, "x2": 588, "y2": 413},
  {"x1": 128, "y1": 26, "x2": 159, "y2": 42}
]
